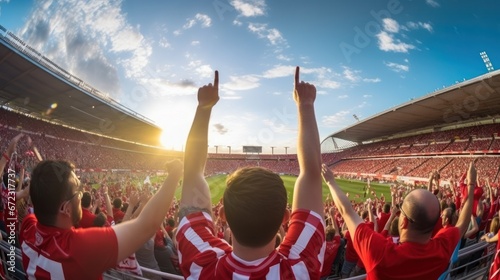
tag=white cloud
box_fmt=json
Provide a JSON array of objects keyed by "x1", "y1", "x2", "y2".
[
  {"x1": 363, "y1": 78, "x2": 381, "y2": 83},
  {"x1": 385, "y1": 61, "x2": 410, "y2": 72},
  {"x1": 276, "y1": 54, "x2": 291, "y2": 61},
  {"x1": 176, "y1": 13, "x2": 212, "y2": 34},
  {"x1": 231, "y1": 0, "x2": 266, "y2": 17},
  {"x1": 322, "y1": 111, "x2": 350, "y2": 127},
  {"x1": 248, "y1": 23, "x2": 286, "y2": 46},
  {"x1": 376, "y1": 31, "x2": 415, "y2": 53},
  {"x1": 426, "y1": 0, "x2": 440, "y2": 7},
  {"x1": 191, "y1": 40, "x2": 200, "y2": 46},
  {"x1": 338, "y1": 95, "x2": 349, "y2": 99},
  {"x1": 233, "y1": 20, "x2": 243, "y2": 26},
  {"x1": 363, "y1": 95, "x2": 373, "y2": 98},
  {"x1": 262, "y1": 65, "x2": 295, "y2": 78},
  {"x1": 383, "y1": 18, "x2": 400, "y2": 33},
  {"x1": 159, "y1": 37, "x2": 171, "y2": 48},
  {"x1": 343, "y1": 67, "x2": 360, "y2": 82},
  {"x1": 315, "y1": 79, "x2": 341, "y2": 89},
  {"x1": 187, "y1": 60, "x2": 213, "y2": 78},
  {"x1": 407, "y1": 21, "x2": 433, "y2": 32},
  {"x1": 18, "y1": 0, "x2": 154, "y2": 97},
  {"x1": 223, "y1": 75, "x2": 260, "y2": 91}
]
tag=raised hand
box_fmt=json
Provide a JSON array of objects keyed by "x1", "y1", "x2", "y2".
[
  {"x1": 467, "y1": 162, "x2": 477, "y2": 187},
  {"x1": 6, "y1": 133, "x2": 24, "y2": 157},
  {"x1": 321, "y1": 164, "x2": 335, "y2": 184},
  {"x1": 165, "y1": 159, "x2": 183, "y2": 178},
  {"x1": 198, "y1": 70, "x2": 219, "y2": 108},
  {"x1": 293, "y1": 66, "x2": 316, "y2": 106}
]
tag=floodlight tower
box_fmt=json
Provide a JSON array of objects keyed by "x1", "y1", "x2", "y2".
[{"x1": 480, "y1": 51, "x2": 494, "y2": 72}]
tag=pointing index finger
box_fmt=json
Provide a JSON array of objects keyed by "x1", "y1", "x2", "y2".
[
  {"x1": 295, "y1": 66, "x2": 300, "y2": 86},
  {"x1": 214, "y1": 70, "x2": 219, "y2": 88}
]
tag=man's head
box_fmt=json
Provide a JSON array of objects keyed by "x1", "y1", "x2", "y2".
[
  {"x1": 222, "y1": 167, "x2": 288, "y2": 248},
  {"x1": 441, "y1": 207, "x2": 453, "y2": 227},
  {"x1": 399, "y1": 189, "x2": 440, "y2": 235},
  {"x1": 383, "y1": 203, "x2": 391, "y2": 214},
  {"x1": 113, "y1": 198, "x2": 122, "y2": 209},
  {"x1": 81, "y1": 192, "x2": 92, "y2": 209},
  {"x1": 30, "y1": 160, "x2": 82, "y2": 227}
]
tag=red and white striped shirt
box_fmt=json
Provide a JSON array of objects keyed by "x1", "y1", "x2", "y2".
[{"x1": 176, "y1": 209, "x2": 325, "y2": 279}]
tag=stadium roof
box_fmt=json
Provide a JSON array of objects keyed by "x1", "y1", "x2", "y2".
[
  {"x1": 325, "y1": 69, "x2": 500, "y2": 144},
  {"x1": 0, "y1": 28, "x2": 162, "y2": 146}
]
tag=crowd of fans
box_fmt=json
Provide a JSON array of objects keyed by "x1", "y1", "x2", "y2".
[{"x1": 1, "y1": 69, "x2": 500, "y2": 279}]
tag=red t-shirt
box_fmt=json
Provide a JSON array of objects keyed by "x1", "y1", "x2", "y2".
[
  {"x1": 176, "y1": 209, "x2": 325, "y2": 279},
  {"x1": 79, "y1": 208, "x2": 97, "y2": 228},
  {"x1": 113, "y1": 208, "x2": 125, "y2": 223},
  {"x1": 20, "y1": 214, "x2": 118, "y2": 280},
  {"x1": 377, "y1": 212, "x2": 391, "y2": 233},
  {"x1": 354, "y1": 223, "x2": 460, "y2": 280},
  {"x1": 489, "y1": 241, "x2": 500, "y2": 280},
  {"x1": 321, "y1": 235, "x2": 341, "y2": 277}
]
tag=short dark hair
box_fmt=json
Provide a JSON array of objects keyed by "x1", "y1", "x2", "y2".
[
  {"x1": 30, "y1": 160, "x2": 75, "y2": 226},
  {"x1": 223, "y1": 167, "x2": 287, "y2": 247},
  {"x1": 113, "y1": 198, "x2": 122, "y2": 209},
  {"x1": 93, "y1": 212, "x2": 107, "y2": 227},
  {"x1": 383, "y1": 203, "x2": 391, "y2": 213},
  {"x1": 81, "y1": 192, "x2": 92, "y2": 208}
]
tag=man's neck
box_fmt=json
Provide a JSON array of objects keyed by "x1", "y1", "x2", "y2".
[
  {"x1": 399, "y1": 229, "x2": 432, "y2": 244},
  {"x1": 232, "y1": 239, "x2": 276, "y2": 262}
]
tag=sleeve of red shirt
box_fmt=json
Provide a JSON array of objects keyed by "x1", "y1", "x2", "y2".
[{"x1": 353, "y1": 223, "x2": 387, "y2": 272}]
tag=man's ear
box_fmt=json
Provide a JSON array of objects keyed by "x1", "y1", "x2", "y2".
[
  {"x1": 59, "y1": 201, "x2": 71, "y2": 216},
  {"x1": 219, "y1": 205, "x2": 226, "y2": 222},
  {"x1": 400, "y1": 216, "x2": 409, "y2": 230},
  {"x1": 282, "y1": 208, "x2": 290, "y2": 224}
]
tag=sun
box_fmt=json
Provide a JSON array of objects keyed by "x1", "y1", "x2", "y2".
[{"x1": 159, "y1": 129, "x2": 188, "y2": 151}]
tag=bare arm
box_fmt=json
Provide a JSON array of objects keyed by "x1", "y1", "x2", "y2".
[
  {"x1": 322, "y1": 164, "x2": 363, "y2": 236},
  {"x1": 383, "y1": 206, "x2": 398, "y2": 232},
  {"x1": 455, "y1": 163, "x2": 477, "y2": 238},
  {"x1": 292, "y1": 66, "x2": 323, "y2": 216},
  {"x1": 179, "y1": 71, "x2": 219, "y2": 218},
  {"x1": 102, "y1": 186, "x2": 113, "y2": 219},
  {"x1": 0, "y1": 134, "x2": 23, "y2": 177},
  {"x1": 112, "y1": 160, "x2": 182, "y2": 262},
  {"x1": 463, "y1": 215, "x2": 479, "y2": 239}
]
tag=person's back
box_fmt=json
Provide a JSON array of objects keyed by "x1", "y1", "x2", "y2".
[
  {"x1": 18, "y1": 156, "x2": 182, "y2": 280},
  {"x1": 176, "y1": 68, "x2": 326, "y2": 279},
  {"x1": 322, "y1": 161, "x2": 477, "y2": 280}
]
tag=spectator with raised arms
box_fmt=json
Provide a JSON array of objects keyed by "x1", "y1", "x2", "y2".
[
  {"x1": 322, "y1": 162, "x2": 477, "y2": 279},
  {"x1": 176, "y1": 67, "x2": 326, "y2": 279},
  {"x1": 19, "y1": 151, "x2": 182, "y2": 279}
]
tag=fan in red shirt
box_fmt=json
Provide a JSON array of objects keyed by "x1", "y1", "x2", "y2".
[
  {"x1": 323, "y1": 162, "x2": 477, "y2": 280},
  {"x1": 78, "y1": 192, "x2": 97, "y2": 228},
  {"x1": 176, "y1": 68, "x2": 326, "y2": 279},
  {"x1": 18, "y1": 156, "x2": 183, "y2": 280}
]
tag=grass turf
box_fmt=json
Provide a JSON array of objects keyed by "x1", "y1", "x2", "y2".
[{"x1": 171, "y1": 174, "x2": 392, "y2": 205}]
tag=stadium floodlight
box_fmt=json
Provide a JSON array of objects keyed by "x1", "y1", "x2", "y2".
[
  {"x1": 270, "y1": 146, "x2": 276, "y2": 155},
  {"x1": 480, "y1": 51, "x2": 494, "y2": 72},
  {"x1": 284, "y1": 146, "x2": 289, "y2": 155},
  {"x1": 353, "y1": 114, "x2": 360, "y2": 122},
  {"x1": 227, "y1": 146, "x2": 231, "y2": 154},
  {"x1": 214, "y1": 145, "x2": 219, "y2": 154}
]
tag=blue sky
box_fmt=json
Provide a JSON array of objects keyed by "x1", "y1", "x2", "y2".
[{"x1": 0, "y1": 0, "x2": 499, "y2": 153}]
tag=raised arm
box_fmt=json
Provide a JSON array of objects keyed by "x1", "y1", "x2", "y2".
[
  {"x1": 322, "y1": 164, "x2": 363, "y2": 236},
  {"x1": 292, "y1": 66, "x2": 323, "y2": 216},
  {"x1": 455, "y1": 163, "x2": 477, "y2": 238},
  {"x1": 112, "y1": 160, "x2": 182, "y2": 262},
  {"x1": 0, "y1": 133, "x2": 23, "y2": 177},
  {"x1": 179, "y1": 71, "x2": 219, "y2": 218}
]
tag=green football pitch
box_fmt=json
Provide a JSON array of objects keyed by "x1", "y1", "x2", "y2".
[{"x1": 172, "y1": 174, "x2": 393, "y2": 205}]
